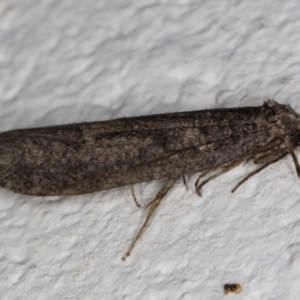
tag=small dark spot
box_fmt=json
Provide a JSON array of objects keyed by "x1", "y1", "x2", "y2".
[
  {"x1": 24, "y1": 181, "x2": 32, "y2": 188},
  {"x1": 224, "y1": 283, "x2": 242, "y2": 295},
  {"x1": 291, "y1": 134, "x2": 300, "y2": 146},
  {"x1": 200, "y1": 126, "x2": 208, "y2": 135}
]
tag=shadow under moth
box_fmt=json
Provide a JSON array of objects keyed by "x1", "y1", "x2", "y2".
[{"x1": 1, "y1": 100, "x2": 300, "y2": 260}]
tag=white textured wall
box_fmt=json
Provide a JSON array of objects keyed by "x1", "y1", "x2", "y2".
[{"x1": 1, "y1": 1, "x2": 300, "y2": 299}]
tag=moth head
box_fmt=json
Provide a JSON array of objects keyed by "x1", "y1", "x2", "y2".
[
  {"x1": 264, "y1": 99, "x2": 300, "y2": 117},
  {"x1": 288, "y1": 107, "x2": 300, "y2": 145},
  {"x1": 265, "y1": 101, "x2": 300, "y2": 142}
]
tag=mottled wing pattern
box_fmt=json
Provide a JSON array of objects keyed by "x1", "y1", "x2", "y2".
[{"x1": 0, "y1": 102, "x2": 292, "y2": 195}]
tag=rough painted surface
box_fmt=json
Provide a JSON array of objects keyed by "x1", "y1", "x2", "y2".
[{"x1": 1, "y1": 1, "x2": 300, "y2": 299}]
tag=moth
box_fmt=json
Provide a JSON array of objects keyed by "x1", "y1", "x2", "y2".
[{"x1": 1, "y1": 100, "x2": 300, "y2": 260}]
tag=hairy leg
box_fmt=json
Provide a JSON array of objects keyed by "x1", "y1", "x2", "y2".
[
  {"x1": 231, "y1": 149, "x2": 288, "y2": 193},
  {"x1": 122, "y1": 177, "x2": 178, "y2": 261},
  {"x1": 194, "y1": 160, "x2": 243, "y2": 197}
]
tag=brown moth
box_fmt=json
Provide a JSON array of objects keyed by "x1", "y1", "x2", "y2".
[{"x1": 1, "y1": 100, "x2": 300, "y2": 260}]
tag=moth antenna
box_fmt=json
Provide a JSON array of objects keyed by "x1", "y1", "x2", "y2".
[{"x1": 122, "y1": 177, "x2": 177, "y2": 261}]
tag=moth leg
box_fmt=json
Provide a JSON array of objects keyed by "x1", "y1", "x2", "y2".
[
  {"x1": 122, "y1": 177, "x2": 178, "y2": 261},
  {"x1": 195, "y1": 170, "x2": 212, "y2": 185},
  {"x1": 253, "y1": 149, "x2": 282, "y2": 164},
  {"x1": 243, "y1": 158, "x2": 251, "y2": 166},
  {"x1": 194, "y1": 166, "x2": 221, "y2": 195},
  {"x1": 252, "y1": 138, "x2": 285, "y2": 164},
  {"x1": 288, "y1": 148, "x2": 300, "y2": 179},
  {"x1": 195, "y1": 160, "x2": 242, "y2": 197},
  {"x1": 195, "y1": 173, "x2": 220, "y2": 197},
  {"x1": 182, "y1": 175, "x2": 188, "y2": 190},
  {"x1": 253, "y1": 152, "x2": 275, "y2": 164},
  {"x1": 130, "y1": 185, "x2": 141, "y2": 208},
  {"x1": 231, "y1": 150, "x2": 288, "y2": 193}
]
